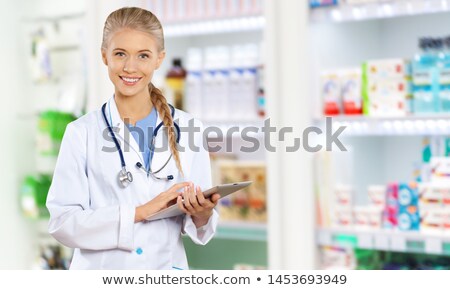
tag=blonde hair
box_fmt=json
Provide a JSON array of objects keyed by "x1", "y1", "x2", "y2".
[{"x1": 102, "y1": 7, "x2": 183, "y2": 175}]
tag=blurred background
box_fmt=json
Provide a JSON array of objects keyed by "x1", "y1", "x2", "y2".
[{"x1": 3, "y1": 0, "x2": 450, "y2": 270}]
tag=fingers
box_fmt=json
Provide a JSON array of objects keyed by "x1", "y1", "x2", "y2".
[
  {"x1": 169, "y1": 182, "x2": 190, "y2": 193},
  {"x1": 210, "y1": 193, "x2": 220, "y2": 206},
  {"x1": 177, "y1": 195, "x2": 189, "y2": 215},
  {"x1": 183, "y1": 183, "x2": 201, "y2": 212}
]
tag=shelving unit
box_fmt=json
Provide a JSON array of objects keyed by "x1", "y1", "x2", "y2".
[{"x1": 309, "y1": 0, "x2": 450, "y2": 269}]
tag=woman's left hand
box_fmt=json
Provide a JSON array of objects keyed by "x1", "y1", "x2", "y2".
[{"x1": 177, "y1": 182, "x2": 220, "y2": 228}]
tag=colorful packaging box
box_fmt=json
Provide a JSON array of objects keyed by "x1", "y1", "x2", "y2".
[
  {"x1": 362, "y1": 59, "x2": 412, "y2": 116},
  {"x1": 397, "y1": 182, "x2": 420, "y2": 231},
  {"x1": 341, "y1": 68, "x2": 363, "y2": 115},
  {"x1": 321, "y1": 71, "x2": 341, "y2": 115},
  {"x1": 383, "y1": 183, "x2": 399, "y2": 229}
]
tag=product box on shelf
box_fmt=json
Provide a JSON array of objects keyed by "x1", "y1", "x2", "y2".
[
  {"x1": 362, "y1": 59, "x2": 412, "y2": 116},
  {"x1": 420, "y1": 207, "x2": 444, "y2": 234},
  {"x1": 430, "y1": 157, "x2": 450, "y2": 182},
  {"x1": 367, "y1": 185, "x2": 386, "y2": 209},
  {"x1": 321, "y1": 68, "x2": 362, "y2": 116},
  {"x1": 334, "y1": 185, "x2": 353, "y2": 209},
  {"x1": 341, "y1": 68, "x2": 362, "y2": 115},
  {"x1": 353, "y1": 206, "x2": 370, "y2": 230},
  {"x1": 215, "y1": 160, "x2": 266, "y2": 223},
  {"x1": 321, "y1": 71, "x2": 341, "y2": 115},
  {"x1": 332, "y1": 209, "x2": 353, "y2": 228},
  {"x1": 353, "y1": 206, "x2": 383, "y2": 230},
  {"x1": 418, "y1": 183, "x2": 443, "y2": 208},
  {"x1": 397, "y1": 182, "x2": 420, "y2": 231},
  {"x1": 383, "y1": 183, "x2": 399, "y2": 229},
  {"x1": 310, "y1": 0, "x2": 338, "y2": 8},
  {"x1": 367, "y1": 206, "x2": 383, "y2": 229},
  {"x1": 364, "y1": 59, "x2": 411, "y2": 79}
]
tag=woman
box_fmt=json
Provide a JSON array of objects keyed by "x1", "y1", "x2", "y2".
[{"x1": 46, "y1": 7, "x2": 220, "y2": 270}]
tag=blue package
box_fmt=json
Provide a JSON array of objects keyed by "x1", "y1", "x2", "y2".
[
  {"x1": 310, "y1": 0, "x2": 338, "y2": 8},
  {"x1": 397, "y1": 183, "x2": 420, "y2": 231}
]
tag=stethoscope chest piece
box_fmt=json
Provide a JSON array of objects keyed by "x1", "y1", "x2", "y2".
[{"x1": 118, "y1": 167, "x2": 133, "y2": 187}]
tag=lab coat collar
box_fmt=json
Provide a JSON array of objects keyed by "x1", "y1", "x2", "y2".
[
  {"x1": 105, "y1": 96, "x2": 144, "y2": 164},
  {"x1": 105, "y1": 96, "x2": 173, "y2": 171}
]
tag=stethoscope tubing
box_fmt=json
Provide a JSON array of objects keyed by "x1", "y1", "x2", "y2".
[{"x1": 101, "y1": 101, "x2": 181, "y2": 184}]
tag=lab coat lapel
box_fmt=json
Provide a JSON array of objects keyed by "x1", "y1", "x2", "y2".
[{"x1": 106, "y1": 97, "x2": 144, "y2": 163}]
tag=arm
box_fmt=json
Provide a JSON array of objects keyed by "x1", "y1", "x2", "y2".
[{"x1": 46, "y1": 123, "x2": 135, "y2": 251}]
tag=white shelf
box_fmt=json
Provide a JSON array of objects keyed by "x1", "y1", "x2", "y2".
[
  {"x1": 316, "y1": 115, "x2": 450, "y2": 136},
  {"x1": 310, "y1": 0, "x2": 450, "y2": 23},
  {"x1": 164, "y1": 16, "x2": 265, "y2": 37},
  {"x1": 317, "y1": 227, "x2": 450, "y2": 255}
]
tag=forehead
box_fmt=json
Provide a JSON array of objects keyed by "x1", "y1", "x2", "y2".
[{"x1": 108, "y1": 28, "x2": 158, "y2": 51}]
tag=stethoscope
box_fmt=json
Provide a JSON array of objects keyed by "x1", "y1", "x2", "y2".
[{"x1": 101, "y1": 102, "x2": 181, "y2": 187}]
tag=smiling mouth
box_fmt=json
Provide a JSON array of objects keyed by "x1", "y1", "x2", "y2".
[{"x1": 120, "y1": 76, "x2": 142, "y2": 85}]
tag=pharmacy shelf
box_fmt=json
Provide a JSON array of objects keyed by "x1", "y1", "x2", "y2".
[
  {"x1": 164, "y1": 16, "x2": 265, "y2": 38},
  {"x1": 315, "y1": 115, "x2": 450, "y2": 136},
  {"x1": 215, "y1": 221, "x2": 267, "y2": 242},
  {"x1": 317, "y1": 227, "x2": 450, "y2": 255},
  {"x1": 310, "y1": 0, "x2": 450, "y2": 23}
]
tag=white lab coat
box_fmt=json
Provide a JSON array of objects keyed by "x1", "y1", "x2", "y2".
[{"x1": 46, "y1": 96, "x2": 218, "y2": 270}]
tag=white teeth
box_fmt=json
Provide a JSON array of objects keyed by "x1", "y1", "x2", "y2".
[{"x1": 122, "y1": 77, "x2": 140, "y2": 83}]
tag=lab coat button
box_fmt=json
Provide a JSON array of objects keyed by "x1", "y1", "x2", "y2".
[{"x1": 136, "y1": 247, "x2": 143, "y2": 255}]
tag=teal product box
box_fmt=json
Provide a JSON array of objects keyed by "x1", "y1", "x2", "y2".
[{"x1": 397, "y1": 182, "x2": 420, "y2": 231}]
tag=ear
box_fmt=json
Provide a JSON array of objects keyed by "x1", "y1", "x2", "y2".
[
  {"x1": 156, "y1": 50, "x2": 166, "y2": 70},
  {"x1": 101, "y1": 49, "x2": 108, "y2": 66}
]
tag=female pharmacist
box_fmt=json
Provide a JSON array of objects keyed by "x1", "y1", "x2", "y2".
[{"x1": 46, "y1": 7, "x2": 220, "y2": 270}]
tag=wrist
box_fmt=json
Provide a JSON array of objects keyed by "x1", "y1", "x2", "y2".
[{"x1": 192, "y1": 210, "x2": 213, "y2": 227}]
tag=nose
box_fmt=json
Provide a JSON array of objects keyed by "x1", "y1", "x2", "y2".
[{"x1": 123, "y1": 57, "x2": 138, "y2": 73}]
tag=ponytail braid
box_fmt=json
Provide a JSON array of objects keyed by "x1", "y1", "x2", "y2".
[{"x1": 149, "y1": 83, "x2": 183, "y2": 176}]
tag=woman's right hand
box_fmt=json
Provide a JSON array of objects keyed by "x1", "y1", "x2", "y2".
[{"x1": 134, "y1": 182, "x2": 189, "y2": 223}]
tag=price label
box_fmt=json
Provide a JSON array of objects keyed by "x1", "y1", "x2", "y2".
[
  {"x1": 374, "y1": 235, "x2": 389, "y2": 250},
  {"x1": 391, "y1": 236, "x2": 406, "y2": 252},
  {"x1": 357, "y1": 233, "x2": 373, "y2": 249},
  {"x1": 425, "y1": 238, "x2": 442, "y2": 254}
]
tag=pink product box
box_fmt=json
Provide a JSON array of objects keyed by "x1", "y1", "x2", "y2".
[{"x1": 383, "y1": 183, "x2": 398, "y2": 229}]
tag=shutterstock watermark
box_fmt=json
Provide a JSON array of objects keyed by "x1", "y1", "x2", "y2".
[{"x1": 102, "y1": 117, "x2": 347, "y2": 153}]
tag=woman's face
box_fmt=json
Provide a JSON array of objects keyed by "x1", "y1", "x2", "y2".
[{"x1": 102, "y1": 28, "x2": 165, "y2": 99}]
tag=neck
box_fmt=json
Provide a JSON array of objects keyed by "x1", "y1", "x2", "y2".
[{"x1": 115, "y1": 90, "x2": 153, "y2": 126}]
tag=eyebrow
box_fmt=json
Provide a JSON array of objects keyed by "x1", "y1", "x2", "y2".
[{"x1": 113, "y1": 48, "x2": 153, "y2": 53}]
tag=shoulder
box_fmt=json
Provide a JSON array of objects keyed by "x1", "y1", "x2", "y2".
[{"x1": 64, "y1": 110, "x2": 100, "y2": 138}]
